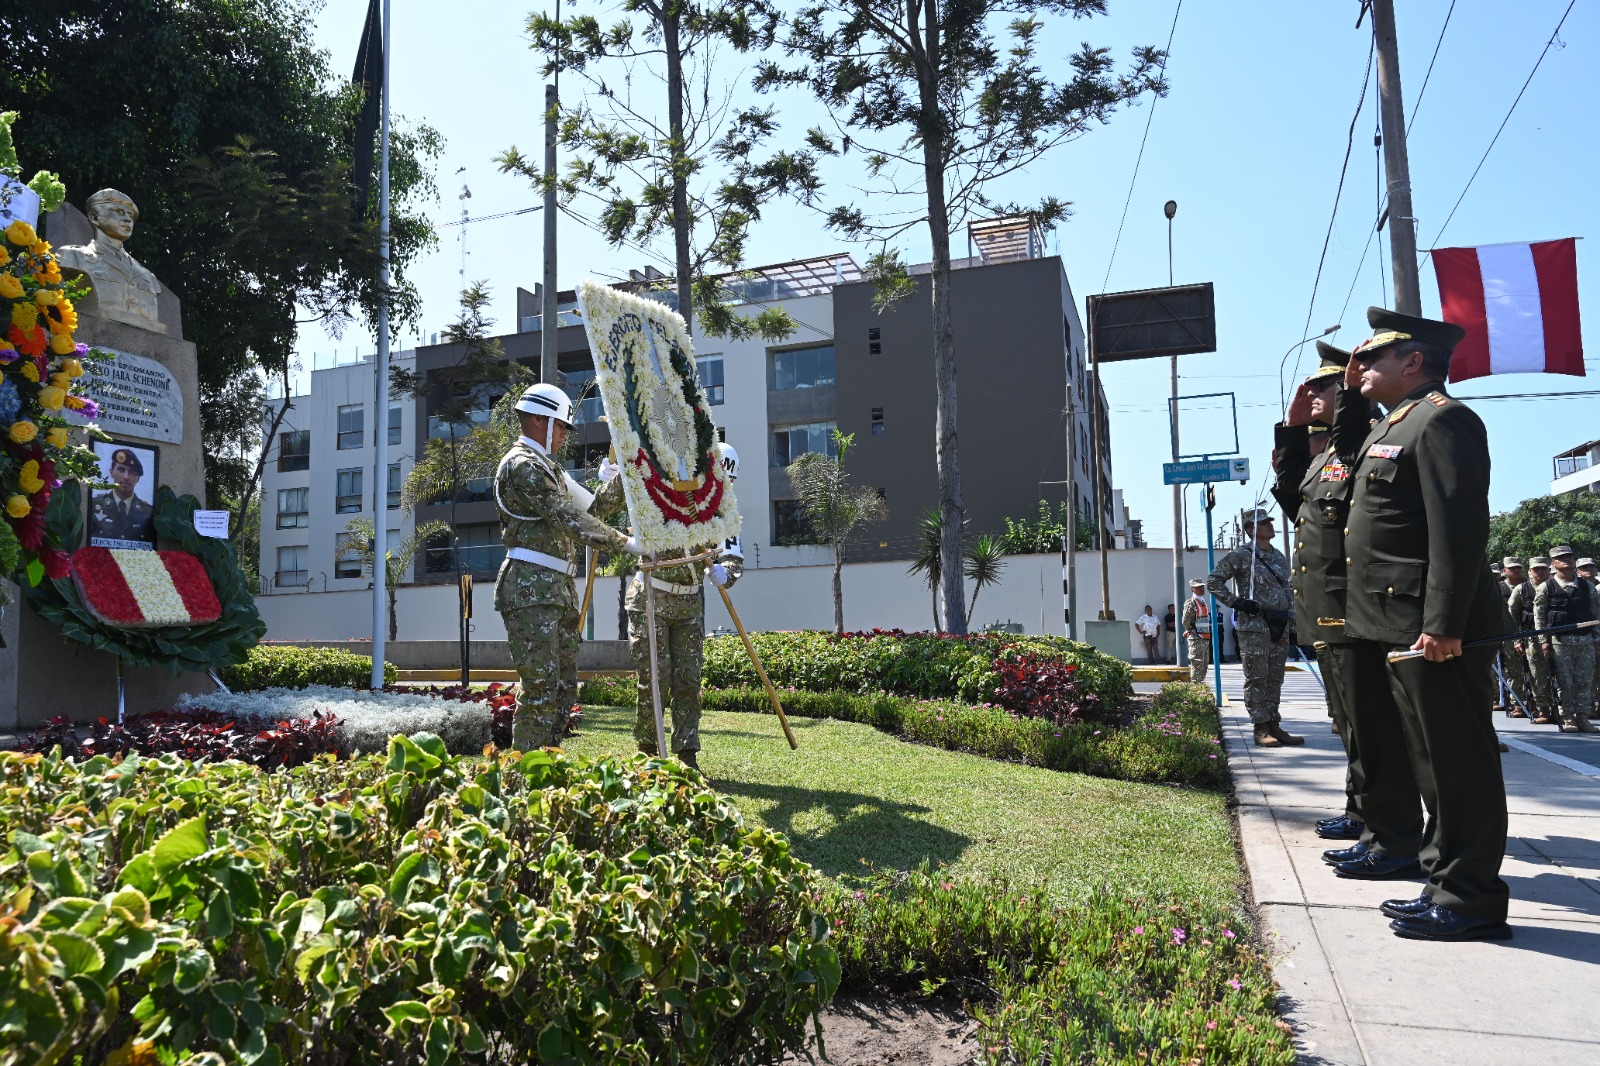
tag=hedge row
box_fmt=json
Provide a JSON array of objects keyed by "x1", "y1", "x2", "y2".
[
  {"x1": 220, "y1": 645, "x2": 397, "y2": 691},
  {"x1": 1, "y1": 740, "x2": 834, "y2": 1066}
]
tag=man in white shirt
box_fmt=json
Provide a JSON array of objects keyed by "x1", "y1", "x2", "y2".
[{"x1": 1135, "y1": 605, "x2": 1162, "y2": 663}]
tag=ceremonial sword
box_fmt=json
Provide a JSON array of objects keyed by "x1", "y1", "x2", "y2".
[{"x1": 1308, "y1": 618, "x2": 1600, "y2": 662}]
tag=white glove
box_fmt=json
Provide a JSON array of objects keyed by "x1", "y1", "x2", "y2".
[
  {"x1": 621, "y1": 535, "x2": 642, "y2": 555},
  {"x1": 709, "y1": 563, "x2": 729, "y2": 587},
  {"x1": 598, "y1": 457, "x2": 621, "y2": 482}
]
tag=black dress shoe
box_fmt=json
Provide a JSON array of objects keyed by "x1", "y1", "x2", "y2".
[
  {"x1": 1334, "y1": 852, "x2": 1424, "y2": 880},
  {"x1": 1315, "y1": 817, "x2": 1366, "y2": 840},
  {"x1": 1315, "y1": 814, "x2": 1345, "y2": 828},
  {"x1": 1322, "y1": 841, "x2": 1369, "y2": 866},
  {"x1": 1390, "y1": 905, "x2": 1512, "y2": 942},
  {"x1": 1379, "y1": 893, "x2": 1433, "y2": 920}
]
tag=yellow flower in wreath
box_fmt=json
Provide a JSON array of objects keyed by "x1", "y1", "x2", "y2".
[
  {"x1": 59, "y1": 358, "x2": 84, "y2": 378},
  {"x1": 19, "y1": 360, "x2": 39, "y2": 382},
  {"x1": 8, "y1": 420, "x2": 37, "y2": 444},
  {"x1": 12, "y1": 302, "x2": 38, "y2": 332},
  {"x1": 0, "y1": 274, "x2": 23, "y2": 300},
  {"x1": 50, "y1": 373, "x2": 71, "y2": 390},
  {"x1": 4, "y1": 220, "x2": 36, "y2": 246},
  {"x1": 5, "y1": 495, "x2": 30, "y2": 519},
  {"x1": 34, "y1": 263, "x2": 61, "y2": 286},
  {"x1": 49, "y1": 332, "x2": 76, "y2": 356},
  {"x1": 28, "y1": 239, "x2": 50, "y2": 257},
  {"x1": 17, "y1": 460, "x2": 43, "y2": 494},
  {"x1": 37, "y1": 386, "x2": 65, "y2": 411},
  {"x1": 33, "y1": 288, "x2": 60, "y2": 307},
  {"x1": 46, "y1": 427, "x2": 69, "y2": 448},
  {"x1": 0, "y1": 247, "x2": 10, "y2": 267}
]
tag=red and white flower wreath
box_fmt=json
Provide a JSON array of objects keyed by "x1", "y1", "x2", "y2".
[{"x1": 71, "y1": 546, "x2": 222, "y2": 628}]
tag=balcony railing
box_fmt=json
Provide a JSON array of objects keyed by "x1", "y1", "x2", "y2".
[
  {"x1": 1554, "y1": 455, "x2": 1593, "y2": 479},
  {"x1": 275, "y1": 570, "x2": 308, "y2": 588}
]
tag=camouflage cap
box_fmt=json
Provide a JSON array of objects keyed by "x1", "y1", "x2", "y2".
[
  {"x1": 1578, "y1": 558, "x2": 1597, "y2": 570},
  {"x1": 1529, "y1": 556, "x2": 1551, "y2": 569},
  {"x1": 1502, "y1": 557, "x2": 1524, "y2": 569},
  {"x1": 1189, "y1": 578, "x2": 1205, "y2": 588},
  {"x1": 1550, "y1": 545, "x2": 1577, "y2": 559},
  {"x1": 1240, "y1": 506, "x2": 1273, "y2": 528},
  {"x1": 109, "y1": 447, "x2": 143, "y2": 475}
]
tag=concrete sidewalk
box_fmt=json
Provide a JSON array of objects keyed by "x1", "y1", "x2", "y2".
[{"x1": 1217, "y1": 665, "x2": 1600, "y2": 1065}]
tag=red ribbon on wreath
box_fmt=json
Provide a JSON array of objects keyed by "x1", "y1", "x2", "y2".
[{"x1": 630, "y1": 448, "x2": 725, "y2": 527}]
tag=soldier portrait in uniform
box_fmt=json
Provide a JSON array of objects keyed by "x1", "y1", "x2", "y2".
[{"x1": 89, "y1": 440, "x2": 158, "y2": 549}]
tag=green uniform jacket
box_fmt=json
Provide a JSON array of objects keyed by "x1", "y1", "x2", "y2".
[
  {"x1": 1333, "y1": 382, "x2": 1509, "y2": 645},
  {"x1": 1272, "y1": 424, "x2": 1353, "y2": 645},
  {"x1": 91, "y1": 491, "x2": 154, "y2": 542},
  {"x1": 589, "y1": 474, "x2": 744, "y2": 611},
  {"x1": 493, "y1": 442, "x2": 630, "y2": 614}
]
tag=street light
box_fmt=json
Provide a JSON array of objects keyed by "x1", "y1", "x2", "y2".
[
  {"x1": 1165, "y1": 199, "x2": 1181, "y2": 666},
  {"x1": 1278, "y1": 325, "x2": 1342, "y2": 415}
]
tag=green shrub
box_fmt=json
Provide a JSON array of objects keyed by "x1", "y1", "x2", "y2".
[
  {"x1": 220, "y1": 644, "x2": 397, "y2": 691},
  {"x1": 0, "y1": 740, "x2": 835, "y2": 1065},
  {"x1": 698, "y1": 684, "x2": 1228, "y2": 790},
  {"x1": 827, "y1": 867, "x2": 1293, "y2": 1064},
  {"x1": 700, "y1": 630, "x2": 1133, "y2": 709}
]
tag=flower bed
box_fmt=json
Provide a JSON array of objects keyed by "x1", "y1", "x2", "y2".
[
  {"x1": 0, "y1": 738, "x2": 836, "y2": 1065},
  {"x1": 180, "y1": 685, "x2": 502, "y2": 756}
]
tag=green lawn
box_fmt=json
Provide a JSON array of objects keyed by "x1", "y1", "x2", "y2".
[{"x1": 565, "y1": 704, "x2": 1242, "y2": 908}]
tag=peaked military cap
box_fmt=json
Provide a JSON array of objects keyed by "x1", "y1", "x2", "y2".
[
  {"x1": 1529, "y1": 556, "x2": 1551, "y2": 569},
  {"x1": 1502, "y1": 557, "x2": 1524, "y2": 569},
  {"x1": 1240, "y1": 506, "x2": 1273, "y2": 528},
  {"x1": 1305, "y1": 340, "x2": 1351, "y2": 384},
  {"x1": 1550, "y1": 545, "x2": 1576, "y2": 559},
  {"x1": 1351, "y1": 305, "x2": 1467, "y2": 359},
  {"x1": 110, "y1": 448, "x2": 143, "y2": 475}
]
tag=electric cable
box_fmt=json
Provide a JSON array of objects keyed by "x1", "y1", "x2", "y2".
[{"x1": 1405, "y1": 0, "x2": 1456, "y2": 135}]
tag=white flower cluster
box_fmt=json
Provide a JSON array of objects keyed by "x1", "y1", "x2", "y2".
[
  {"x1": 577, "y1": 280, "x2": 741, "y2": 554},
  {"x1": 116, "y1": 549, "x2": 193, "y2": 626},
  {"x1": 179, "y1": 685, "x2": 492, "y2": 755}
]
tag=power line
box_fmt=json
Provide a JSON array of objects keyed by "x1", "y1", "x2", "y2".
[
  {"x1": 1097, "y1": 0, "x2": 1184, "y2": 292},
  {"x1": 437, "y1": 205, "x2": 542, "y2": 228},
  {"x1": 1429, "y1": 0, "x2": 1577, "y2": 246},
  {"x1": 1405, "y1": 0, "x2": 1456, "y2": 135}
]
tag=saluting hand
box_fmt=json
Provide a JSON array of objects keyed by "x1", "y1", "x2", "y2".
[
  {"x1": 1411, "y1": 633, "x2": 1463, "y2": 663},
  {"x1": 1284, "y1": 382, "x2": 1318, "y2": 427}
]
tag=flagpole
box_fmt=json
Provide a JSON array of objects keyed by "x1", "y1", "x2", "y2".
[{"x1": 370, "y1": 0, "x2": 392, "y2": 690}]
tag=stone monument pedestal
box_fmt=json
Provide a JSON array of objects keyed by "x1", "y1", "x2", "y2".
[{"x1": 0, "y1": 202, "x2": 216, "y2": 731}]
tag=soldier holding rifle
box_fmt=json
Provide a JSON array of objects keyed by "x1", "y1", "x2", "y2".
[{"x1": 1207, "y1": 508, "x2": 1302, "y2": 747}]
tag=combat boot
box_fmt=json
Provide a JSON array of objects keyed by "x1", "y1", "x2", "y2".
[
  {"x1": 1266, "y1": 722, "x2": 1305, "y2": 746},
  {"x1": 1561, "y1": 718, "x2": 1597, "y2": 734},
  {"x1": 1254, "y1": 724, "x2": 1282, "y2": 747}
]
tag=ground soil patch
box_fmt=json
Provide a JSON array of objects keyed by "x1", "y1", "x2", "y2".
[{"x1": 782, "y1": 993, "x2": 979, "y2": 1066}]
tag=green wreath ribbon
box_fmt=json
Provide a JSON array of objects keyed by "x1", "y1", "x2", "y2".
[{"x1": 26, "y1": 484, "x2": 266, "y2": 674}]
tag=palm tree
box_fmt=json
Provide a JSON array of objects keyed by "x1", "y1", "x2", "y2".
[
  {"x1": 907, "y1": 507, "x2": 944, "y2": 631},
  {"x1": 342, "y1": 517, "x2": 453, "y2": 642},
  {"x1": 964, "y1": 534, "x2": 1010, "y2": 622},
  {"x1": 787, "y1": 431, "x2": 887, "y2": 635}
]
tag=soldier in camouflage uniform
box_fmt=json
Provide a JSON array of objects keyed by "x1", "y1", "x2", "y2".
[
  {"x1": 1180, "y1": 579, "x2": 1213, "y2": 683},
  {"x1": 594, "y1": 443, "x2": 744, "y2": 769},
  {"x1": 1517, "y1": 558, "x2": 1558, "y2": 723},
  {"x1": 1536, "y1": 546, "x2": 1599, "y2": 733},
  {"x1": 494, "y1": 384, "x2": 637, "y2": 750},
  {"x1": 1497, "y1": 558, "x2": 1537, "y2": 718},
  {"x1": 1582, "y1": 558, "x2": 1600, "y2": 721},
  {"x1": 1208, "y1": 507, "x2": 1303, "y2": 746}
]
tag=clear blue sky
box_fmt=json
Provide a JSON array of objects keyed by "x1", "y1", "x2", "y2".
[{"x1": 297, "y1": 0, "x2": 1598, "y2": 540}]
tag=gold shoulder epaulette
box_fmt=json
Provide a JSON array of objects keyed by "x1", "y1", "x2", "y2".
[
  {"x1": 1388, "y1": 401, "x2": 1418, "y2": 425},
  {"x1": 1425, "y1": 391, "x2": 1450, "y2": 407}
]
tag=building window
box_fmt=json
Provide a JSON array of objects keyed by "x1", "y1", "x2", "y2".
[
  {"x1": 387, "y1": 463, "x2": 403, "y2": 509},
  {"x1": 335, "y1": 468, "x2": 363, "y2": 513},
  {"x1": 387, "y1": 404, "x2": 402, "y2": 446},
  {"x1": 697, "y1": 355, "x2": 725, "y2": 405},
  {"x1": 871, "y1": 407, "x2": 885, "y2": 435},
  {"x1": 278, "y1": 429, "x2": 310, "y2": 472},
  {"x1": 424, "y1": 523, "x2": 505, "y2": 575},
  {"x1": 276, "y1": 487, "x2": 309, "y2": 529},
  {"x1": 275, "y1": 545, "x2": 308, "y2": 588},
  {"x1": 770, "y1": 345, "x2": 835, "y2": 391},
  {"x1": 868, "y1": 327, "x2": 881, "y2": 355},
  {"x1": 334, "y1": 532, "x2": 364, "y2": 580},
  {"x1": 563, "y1": 369, "x2": 604, "y2": 425},
  {"x1": 771, "y1": 421, "x2": 837, "y2": 467},
  {"x1": 337, "y1": 404, "x2": 364, "y2": 450},
  {"x1": 772, "y1": 500, "x2": 821, "y2": 546}
]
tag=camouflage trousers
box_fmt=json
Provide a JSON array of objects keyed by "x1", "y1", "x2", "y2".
[
  {"x1": 1237, "y1": 628, "x2": 1290, "y2": 725},
  {"x1": 503, "y1": 603, "x2": 580, "y2": 750},
  {"x1": 1498, "y1": 641, "x2": 1535, "y2": 714},
  {"x1": 1187, "y1": 632, "x2": 1212, "y2": 683},
  {"x1": 1526, "y1": 640, "x2": 1557, "y2": 718},
  {"x1": 627, "y1": 591, "x2": 704, "y2": 754},
  {"x1": 1549, "y1": 635, "x2": 1596, "y2": 723}
]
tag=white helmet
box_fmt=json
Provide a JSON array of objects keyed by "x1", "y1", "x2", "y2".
[
  {"x1": 514, "y1": 383, "x2": 574, "y2": 426},
  {"x1": 715, "y1": 441, "x2": 739, "y2": 480}
]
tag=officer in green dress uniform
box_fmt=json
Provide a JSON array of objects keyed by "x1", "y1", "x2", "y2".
[
  {"x1": 1331, "y1": 306, "x2": 1513, "y2": 942},
  {"x1": 494, "y1": 384, "x2": 638, "y2": 750},
  {"x1": 91, "y1": 448, "x2": 154, "y2": 542},
  {"x1": 1275, "y1": 342, "x2": 1424, "y2": 857}
]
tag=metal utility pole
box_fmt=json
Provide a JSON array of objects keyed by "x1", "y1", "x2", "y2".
[
  {"x1": 1063, "y1": 376, "x2": 1079, "y2": 639},
  {"x1": 540, "y1": 80, "x2": 560, "y2": 386},
  {"x1": 370, "y1": 0, "x2": 392, "y2": 691},
  {"x1": 1165, "y1": 199, "x2": 1183, "y2": 664},
  {"x1": 1088, "y1": 345, "x2": 1112, "y2": 620},
  {"x1": 1370, "y1": 0, "x2": 1422, "y2": 315}
]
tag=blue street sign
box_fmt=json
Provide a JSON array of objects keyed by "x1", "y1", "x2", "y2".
[{"x1": 1162, "y1": 457, "x2": 1250, "y2": 485}]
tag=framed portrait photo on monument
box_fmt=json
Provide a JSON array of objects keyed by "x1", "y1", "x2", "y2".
[{"x1": 89, "y1": 440, "x2": 158, "y2": 550}]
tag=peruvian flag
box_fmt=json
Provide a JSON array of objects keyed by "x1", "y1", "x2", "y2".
[
  {"x1": 71, "y1": 547, "x2": 222, "y2": 628},
  {"x1": 1431, "y1": 238, "x2": 1584, "y2": 382}
]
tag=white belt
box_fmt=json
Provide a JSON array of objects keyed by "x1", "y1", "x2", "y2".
[
  {"x1": 633, "y1": 574, "x2": 699, "y2": 596},
  {"x1": 507, "y1": 547, "x2": 574, "y2": 573}
]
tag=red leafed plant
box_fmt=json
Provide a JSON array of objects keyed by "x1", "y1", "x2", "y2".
[
  {"x1": 991, "y1": 652, "x2": 1102, "y2": 727},
  {"x1": 22, "y1": 708, "x2": 343, "y2": 769}
]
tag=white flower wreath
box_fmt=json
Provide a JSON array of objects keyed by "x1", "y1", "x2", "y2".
[{"x1": 577, "y1": 280, "x2": 740, "y2": 555}]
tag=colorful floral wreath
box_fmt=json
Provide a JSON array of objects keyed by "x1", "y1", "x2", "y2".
[
  {"x1": 578, "y1": 279, "x2": 740, "y2": 554},
  {"x1": 0, "y1": 114, "x2": 105, "y2": 597}
]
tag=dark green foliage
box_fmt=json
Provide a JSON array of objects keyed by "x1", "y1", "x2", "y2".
[
  {"x1": 0, "y1": 739, "x2": 836, "y2": 1065},
  {"x1": 1488, "y1": 492, "x2": 1600, "y2": 564},
  {"x1": 220, "y1": 645, "x2": 397, "y2": 691},
  {"x1": 1002, "y1": 499, "x2": 1094, "y2": 554},
  {"x1": 27, "y1": 487, "x2": 266, "y2": 673},
  {"x1": 827, "y1": 868, "x2": 1293, "y2": 1064}
]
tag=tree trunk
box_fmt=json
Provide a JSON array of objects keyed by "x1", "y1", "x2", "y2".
[
  {"x1": 915, "y1": 7, "x2": 967, "y2": 636},
  {"x1": 832, "y1": 543, "x2": 845, "y2": 636},
  {"x1": 664, "y1": 12, "x2": 694, "y2": 332},
  {"x1": 931, "y1": 584, "x2": 940, "y2": 632},
  {"x1": 389, "y1": 582, "x2": 399, "y2": 643},
  {"x1": 233, "y1": 364, "x2": 294, "y2": 538},
  {"x1": 968, "y1": 583, "x2": 980, "y2": 622}
]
